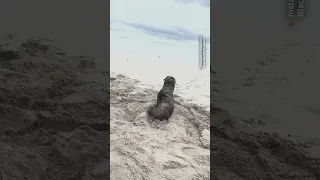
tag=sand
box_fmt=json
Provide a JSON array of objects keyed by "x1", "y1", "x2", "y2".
[
  {"x1": 0, "y1": 33, "x2": 211, "y2": 180},
  {"x1": 210, "y1": 1, "x2": 320, "y2": 179},
  {"x1": 210, "y1": 42, "x2": 320, "y2": 179},
  {"x1": 2, "y1": 1, "x2": 320, "y2": 178},
  {"x1": 110, "y1": 73, "x2": 210, "y2": 180},
  {"x1": 0, "y1": 34, "x2": 109, "y2": 180},
  {"x1": 211, "y1": 103, "x2": 320, "y2": 180},
  {"x1": 210, "y1": 40, "x2": 320, "y2": 180},
  {"x1": 3, "y1": 34, "x2": 319, "y2": 180}
]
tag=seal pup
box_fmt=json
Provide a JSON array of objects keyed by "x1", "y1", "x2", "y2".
[{"x1": 148, "y1": 76, "x2": 176, "y2": 121}]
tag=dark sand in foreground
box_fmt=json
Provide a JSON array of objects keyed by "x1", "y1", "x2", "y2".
[{"x1": 0, "y1": 35, "x2": 109, "y2": 179}]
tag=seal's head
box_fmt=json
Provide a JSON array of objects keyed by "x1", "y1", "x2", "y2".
[{"x1": 163, "y1": 76, "x2": 176, "y2": 89}]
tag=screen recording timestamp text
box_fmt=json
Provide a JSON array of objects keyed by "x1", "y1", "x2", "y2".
[{"x1": 199, "y1": 35, "x2": 207, "y2": 70}]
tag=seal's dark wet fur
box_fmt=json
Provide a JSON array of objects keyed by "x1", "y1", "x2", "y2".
[{"x1": 148, "y1": 76, "x2": 176, "y2": 121}]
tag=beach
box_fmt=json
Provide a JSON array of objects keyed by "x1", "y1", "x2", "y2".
[
  {"x1": 110, "y1": 22, "x2": 211, "y2": 180},
  {"x1": 110, "y1": 73, "x2": 210, "y2": 180}
]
